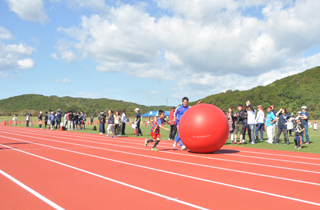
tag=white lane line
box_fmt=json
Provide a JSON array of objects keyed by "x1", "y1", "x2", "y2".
[
  {"x1": 5, "y1": 127, "x2": 320, "y2": 161},
  {"x1": 0, "y1": 169, "x2": 64, "y2": 210},
  {"x1": 0, "y1": 143, "x2": 208, "y2": 210},
  {"x1": 8, "y1": 128, "x2": 320, "y2": 164},
  {"x1": 2, "y1": 134, "x2": 320, "y2": 187},
  {"x1": 2, "y1": 131, "x2": 320, "y2": 175},
  {"x1": 1, "y1": 141, "x2": 320, "y2": 207}
]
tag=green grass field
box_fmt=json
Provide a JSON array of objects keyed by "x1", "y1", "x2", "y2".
[{"x1": 1, "y1": 116, "x2": 319, "y2": 154}]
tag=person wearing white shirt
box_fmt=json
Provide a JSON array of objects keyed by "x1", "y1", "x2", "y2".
[
  {"x1": 255, "y1": 105, "x2": 265, "y2": 142},
  {"x1": 12, "y1": 115, "x2": 17, "y2": 125},
  {"x1": 246, "y1": 101, "x2": 256, "y2": 144},
  {"x1": 121, "y1": 108, "x2": 127, "y2": 135}
]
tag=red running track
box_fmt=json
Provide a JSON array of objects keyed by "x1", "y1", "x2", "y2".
[{"x1": 1, "y1": 126, "x2": 320, "y2": 210}]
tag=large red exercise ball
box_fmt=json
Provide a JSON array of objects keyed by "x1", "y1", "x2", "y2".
[{"x1": 179, "y1": 104, "x2": 229, "y2": 153}]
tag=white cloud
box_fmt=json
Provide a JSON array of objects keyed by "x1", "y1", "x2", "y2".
[
  {"x1": 60, "y1": 50, "x2": 77, "y2": 63},
  {"x1": 56, "y1": 1, "x2": 320, "y2": 97},
  {"x1": 17, "y1": 58, "x2": 35, "y2": 69},
  {"x1": 0, "y1": 28, "x2": 36, "y2": 72},
  {"x1": 52, "y1": 78, "x2": 72, "y2": 83},
  {"x1": 5, "y1": 0, "x2": 48, "y2": 24},
  {"x1": 50, "y1": 53, "x2": 60, "y2": 60},
  {"x1": 0, "y1": 27, "x2": 13, "y2": 40}
]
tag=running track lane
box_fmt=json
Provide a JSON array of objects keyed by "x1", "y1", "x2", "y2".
[{"x1": 1, "y1": 128, "x2": 320, "y2": 208}]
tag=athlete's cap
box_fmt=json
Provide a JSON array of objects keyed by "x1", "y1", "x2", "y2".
[
  {"x1": 267, "y1": 107, "x2": 272, "y2": 110},
  {"x1": 298, "y1": 111, "x2": 301, "y2": 114},
  {"x1": 257, "y1": 105, "x2": 262, "y2": 108},
  {"x1": 100, "y1": 110, "x2": 103, "y2": 112},
  {"x1": 291, "y1": 113, "x2": 294, "y2": 116},
  {"x1": 134, "y1": 108, "x2": 139, "y2": 111},
  {"x1": 270, "y1": 105, "x2": 274, "y2": 107},
  {"x1": 171, "y1": 106, "x2": 176, "y2": 109},
  {"x1": 228, "y1": 107, "x2": 233, "y2": 109},
  {"x1": 301, "y1": 106, "x2": 307, "y2": 109},
  {"x1": 238, "y1": 104, "x2": 243, "y2": 108}
]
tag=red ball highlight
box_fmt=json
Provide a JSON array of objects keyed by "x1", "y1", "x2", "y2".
[{"x1": 179, "y1": 104, "x2": 229, "y2": 153}]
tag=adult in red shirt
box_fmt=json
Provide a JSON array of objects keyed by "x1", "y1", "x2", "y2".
[{"x1": 168, "y1": 107, "x2": 177, "y2": 141}]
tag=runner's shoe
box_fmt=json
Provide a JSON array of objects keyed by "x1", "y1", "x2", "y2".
[
  {"x1": 144, "y1": 139, "x2": 148, "y2": 147},
  {"x1": 181, "y1": 145, "x2": 187, "y2": 150},
  {"x1": 151, "y1": 148, "x2": 158, "y2": 151},
  {"x1": 173, "y1": 142, "x2": 177, "y2": 148}
]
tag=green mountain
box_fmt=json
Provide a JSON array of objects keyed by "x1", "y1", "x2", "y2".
[
  {"x1": 190, "y1": 66, "x2": 320, "y2": 118},
  {"x1": 1, "y1": 66, "x2": 320, "y2": 118},
  {"x1": 0, "y1": 94, "x2": 170, "y2": 117}
]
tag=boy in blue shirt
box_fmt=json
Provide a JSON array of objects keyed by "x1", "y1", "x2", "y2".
[
  {"x1": 173, "y1": 97, "x2": 202, "y2": 150},
  {"x1": 144, "y1": 110, "x2": 169, "y2": 151}
]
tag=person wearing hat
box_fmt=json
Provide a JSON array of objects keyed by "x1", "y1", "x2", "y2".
[
  {"x1": 266, "y1": 107, "x2": 276, "y2": 144},
  {"x1": 255, "y1": 105, "x2": 265, "y2": 142},
  {"x1": 134, "y1": 108, "x2": 143, "y2": 136},
  {"x1": 168, "y1": 106, "x2": 177, "y2": 141},
  {"x1": 300, "y1": 106, "x2": 310, "y2": 144},
  {"x1": 99, "y1": 110, "x2": 106, "y2": 135},
  {"x1": 38, "y1": 111, "x2": 43, "y2": 129}
]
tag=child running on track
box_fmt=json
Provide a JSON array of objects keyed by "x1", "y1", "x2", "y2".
[
  {"x1": 173, "y1": 97, "x2": 202, "y2": 150},
  {"x1": 144, "y1": 110, "x2": 169, "y2": 151}
]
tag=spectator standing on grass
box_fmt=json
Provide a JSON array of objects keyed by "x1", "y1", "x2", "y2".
[
  {"x1": 49, "y1": 111, "x2": 55, "y2": 130},
  {"x1": 12, "y1": 115, "x2": 17, "y2": 125},
  {"x1": 169, "y1": 106, "x2": 177, "y2": 141},
  {"x1": 121, "y1": 109, "x2": 127, "y2": 135},
  {"x1": 242, "y1": 111, "x2": 248, "y2": 143},
  {"x1": 270, "y1": 105, "x2": 277, "y2": 141},
  {"x1": 38, "y1": 111, "x2": 43, "y2": 129},
  {"x1": 73, "y1": 112, "x2": 79, "y2": 130},
  {"x1": 255, "y1": 105, "x2": 264, "y2": 142},
  {"x1": 135, "y1": 108, "x2": 143, "y2": 136},
  {"x1": 64, "y1": 112, "x2": 68, "y2": 127},
  {"x1": 300, "y1": 106, "x2": 310, "y2": 144},
  {"x1": 287, "y1": 113, "x2": 295, "y2": 137},
  {"x1": 275, "y1": 108, "x2": 291, "y2": 145},
  {"x1": 26, "y1": 113, "x2": 30, "y2": 127},
  {"x1": 79, "y1": 111, "x2": 85, "y2": 130},
  {"x1": 45, "y1": 112, "x2": 48, "y2": 128},
  {"x1": 56, "y1": 109, "x2": 62, "y2": 130},
  {"x1": 233, "y1": 104, "x2": 246, "y2": 144},
  {"x1": 90, "y1": 115, "x2": 93, "y2": 125},
  {"x1": 227, "y1": 107, "x2": 235, "y2": 143},
  {"x1": 246, "y1": 101, "x2": 256, "y2": 144},
  {"x1": 314, "y1": 119, "x2": 317, "y2": 131},
  {"x1": 114, "y1": 110, "x2": 121, "y2": 137},
  {"x1": 106, "y1": 110, "x2": 115, "y2": 137},
  {"x1": 266, "y1": 107, "x2": 276, "y2": 144},
  {"x1": 68, "y1": 111, "x2": 74, "y2": 130},
  {"x1": 294, "y1": 117, "x2": 304, "y2": 149},
  {"x1": 99, "y1": 110, "x2": 106, "y2": 135}
]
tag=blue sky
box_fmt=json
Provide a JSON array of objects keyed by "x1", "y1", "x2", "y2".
[{"x1": 1, "y1": 0, "x2": 320, "y2": 106}]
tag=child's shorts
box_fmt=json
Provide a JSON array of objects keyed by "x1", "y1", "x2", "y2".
[{"x1": 150, "y1": 132, "x2": 161, "y2": 140}]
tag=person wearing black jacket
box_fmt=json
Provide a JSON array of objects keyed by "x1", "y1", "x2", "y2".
[
  {"x1": 44, "y1": 112, "x2": 48, "y2": 128},
  {"x1": 233, "y1": 105, "x2": 246, "y2": 144},
  {"x1": 99, "y1": 110, "x2": 106, "y2": 135},
  {"x1": 68, "y1": 111, "x2": 74, "y2": 130}
]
